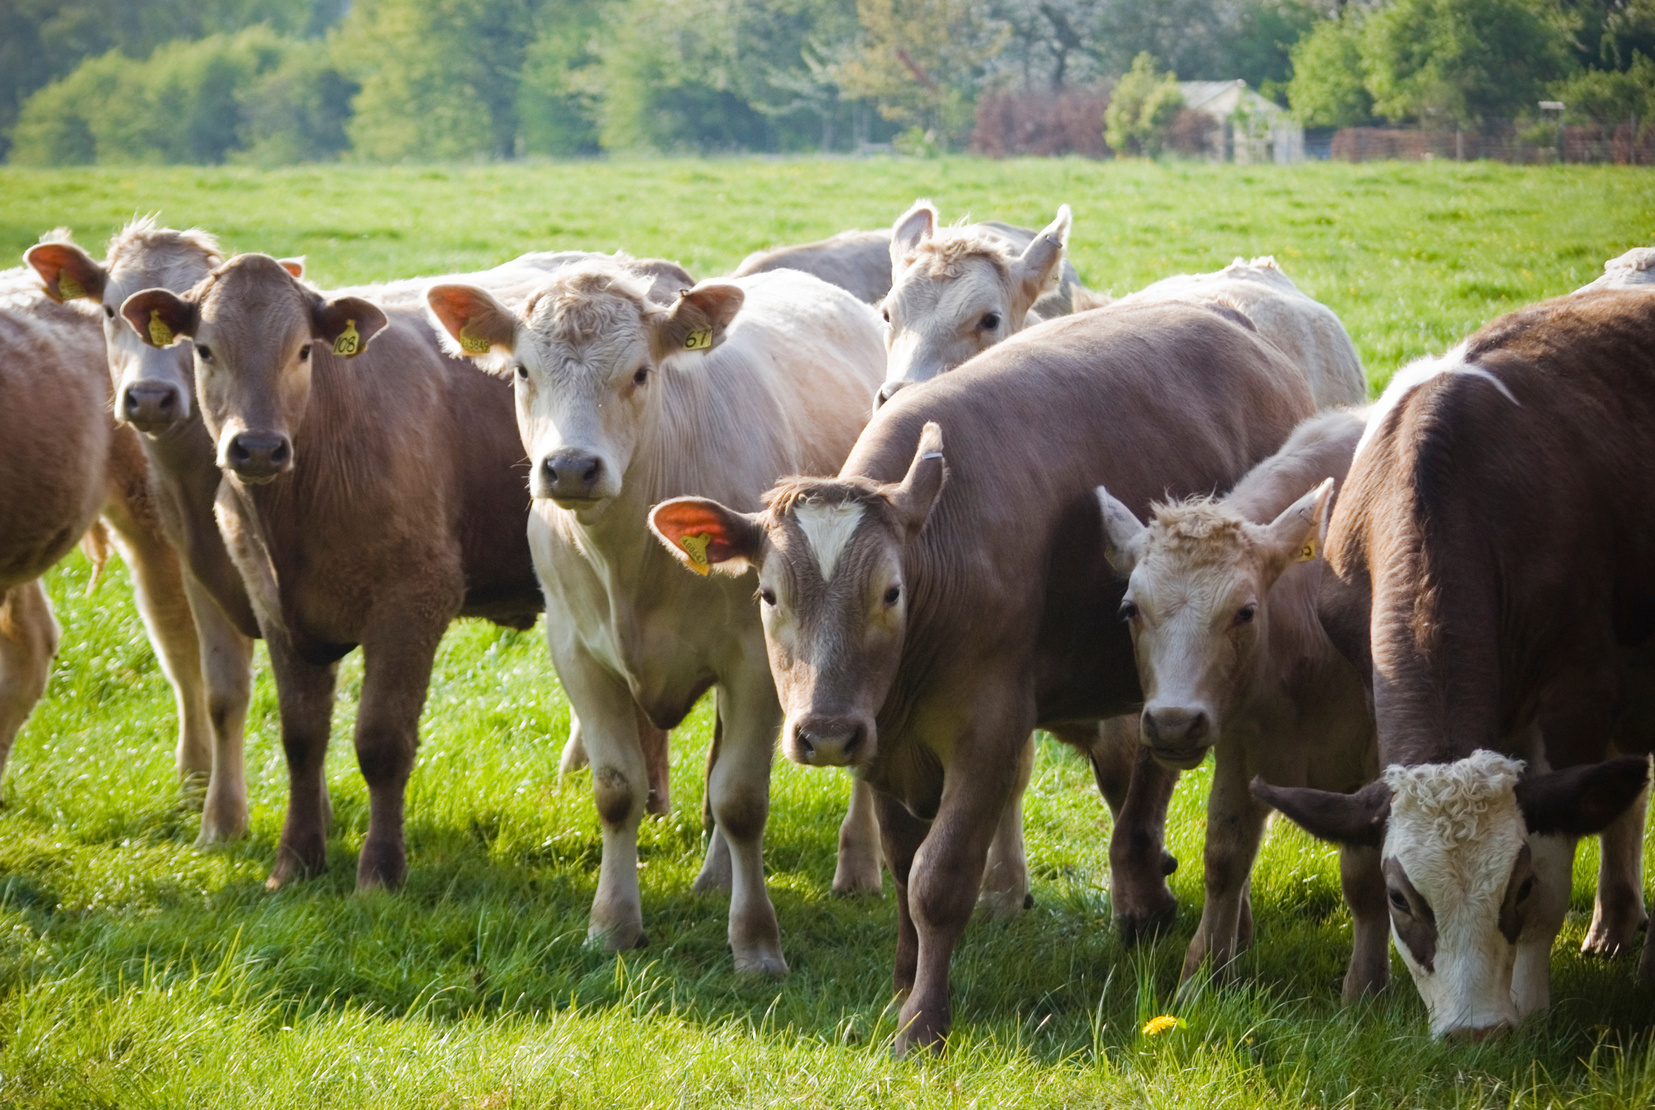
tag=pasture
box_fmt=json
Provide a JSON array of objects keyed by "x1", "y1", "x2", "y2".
[{"x1": 0, "y1": 157, "x2": 1652, "y2": 1107}]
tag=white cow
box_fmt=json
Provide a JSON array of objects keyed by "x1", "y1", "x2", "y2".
[
  {"x1": 1576, "y1": 245, "x2": 1655, "y2": 292},
  {"x1": 427, "y1": 263, "x2": 885, "y2": 972}
]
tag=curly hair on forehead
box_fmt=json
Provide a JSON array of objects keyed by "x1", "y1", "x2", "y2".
[
  {"x1": 899, "y1": 227, "x2": 1014, "y2": 280},
  {"x1": 1383, "y1": 750, "x2": 1526, "y2": 848},
  {"x1": 105, "y1": 214, "x2": 223, "y2": 269},
  {"x1": 763, "y1": 476, "x2": 887, "y2": 517},
  {"x1": 521, "y1": 262, "x2": 653, "y2": 345},
  {"x1": 1143, "y1": 497, "x2": 1253, "y2": 563}
]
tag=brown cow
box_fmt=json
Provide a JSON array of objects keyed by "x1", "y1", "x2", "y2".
[
  {"x1": 0, "y1": 262, "x2": 217, "y2": 801},
  {"x1": 1257, "y1": 290, "x2": 1655, "y2": 1038},
  {"x1": 650, "y1": 302, "x2": 1313, "y2": 1050},
  {"x1": 1098, "y1": 410, "x2": 1387, "y2": 1000},
  {"x1": 116, "y1": 251, "x2": 688, "y2": 889}
]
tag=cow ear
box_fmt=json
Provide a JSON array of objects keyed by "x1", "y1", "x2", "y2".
[
  {"x1": 886, "y1": 421, "x2": 947, "y2": 542},
  {"x1": 120, "y1": 288, "x2": 197, "y2": 348},
  {"x1": 1011, "y1": 204, "x2": 1070, "y2": 316},
  {"x1": 890, "y1": 199, "x2": 937, "y2": 274},
  {"x1": 649, "y1": 497, "x2": 765, "y2": 577},
  {"x1": 1252, "y1": 777, "x2": 1391, "y2": 848},
  {"x1": 427, "y1": 283, "x2": 517, "y2": 365},
  {"x1": 1255, "y1": 478, "x2": 1335, "y2": 586},
  {"x1": 1515, "y1": 756, "x2": 1650, "y2": 836},
  {"x1": 311, "y1": 294, "x2": 387, "y2": 360},
  {"x1": 278, "y1": 257, "x2": 305, "y2": 279},
  {"x1": 1097, "y1": 486, "x2": 1147, "y2": 576},
  {"x1": 25, "y1": 240, "x2": 107, "y2": 304},
  {"x1": 651, "y1": 280, "x2": 744, "y2": 360}
]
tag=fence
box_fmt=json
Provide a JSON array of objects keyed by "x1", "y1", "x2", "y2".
[{"x1": 1330, "y1": 122, "x2": 1654, "y2": 165}]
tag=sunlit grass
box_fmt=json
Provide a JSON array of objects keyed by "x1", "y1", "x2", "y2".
[{"x1": 0, "y1": 158, "x2": 1652, "y2": 1106}]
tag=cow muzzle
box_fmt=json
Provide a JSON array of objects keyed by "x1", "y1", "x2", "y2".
[
  {"x1": 119, "y1": 380, "x2": 187, "y2": 435},
  {"x1": 223, "y1": 431, "x2": 293, "y2": 483},
  {"x1": 875, "y1": 380, "x2": 908, "y2": 408},
  {"x1": 786, "y1": 714, "x2": 872, "y2": 767},
  {"x1": 1141, "y1": 704, "x2": 1213, "y2": 769},
  {"x1": 536, "y1": 448, "x2": 608, "y2": 506}
]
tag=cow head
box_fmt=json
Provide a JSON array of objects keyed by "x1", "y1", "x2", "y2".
[
  {"x1": 1256, "y1": 750, "x2": 1649, "y2": 1038},
  {"x1": 1099, "y1": 480, "x2": 1333, "y2": 769},
  {"x1": 428, "y1": 262, "x2": 739, "y2": 517},
  {"x1": 876, "y1": 201, "x2": 1070, "y2": 405},
  {"x1": 119, "y1": 253, "x2": 385, "y2": 483},
  {"x1": 648, "y1": 423, "x2": 947, "y2": 768},
  {"x1": 24, "y1": 220, "x2": 290, "y2": 437}
]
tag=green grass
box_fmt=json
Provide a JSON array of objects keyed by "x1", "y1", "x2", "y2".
[{"x1": 1, "y1": 158, "x2": 1653, "y2": 1107}]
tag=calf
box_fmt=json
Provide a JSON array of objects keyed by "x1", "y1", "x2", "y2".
[
  {"x1": 115, "y1": 250, "x2": 682, "y2": 889},
  {"x1": 0, "y1": 262, "x2": 215, "y2": 803},
  {"x1": 1257, "y1": 289, "x2": 1655, "y2": 1038},
  {"x1": 1099, "y1": 410, "x2": 1387, "y2": 1000},
  {"x1": 651, "y1": 302, "x2": 1313, "y2": 1050},
  {"x1": 426, "y1": 263, "x2": 885, "y2": 972}
]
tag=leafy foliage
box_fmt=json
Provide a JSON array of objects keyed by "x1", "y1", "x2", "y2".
[
  {"x1": 1288, "y1": 14, "x2": 1373, "y2": 128},
  {"x1": 1104, "y1": 51, "x2": 1185, "y2": 155}
]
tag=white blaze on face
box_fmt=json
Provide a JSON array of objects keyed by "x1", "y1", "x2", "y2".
[
  {"x1": 1381, "y1": 751, "x2": 1530, "y2": 1037},
  {"x1": 793, "y1": 501, "x2": 865, "y2": 582}
]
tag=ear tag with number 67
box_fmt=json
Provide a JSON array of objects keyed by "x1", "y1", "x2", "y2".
[
  {"x1": 148, "y1": 309, "x2": 174, "y2": 348},
  {"x1": 680, "y1": 532, "x2": 712, "y2": 575},
  {"x1": 333, "y1": 319, "x2": 361, "y2": 358},
  {"x1": 684, "y1": 328, "x2": 712, "y2": 351}
]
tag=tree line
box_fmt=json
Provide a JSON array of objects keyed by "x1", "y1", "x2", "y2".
[{"x1": 4, "y1": 0, "x2": 1652, "y2": 164}]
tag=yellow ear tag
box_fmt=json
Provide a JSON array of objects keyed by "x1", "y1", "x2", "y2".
[
  {"x1": 57, "y1": 274, "x2": 84, "y2": 300},
  {"x1": 1299, "y1": 539, "x2": 1317, "y2": 562},
  {"x1": 458, "y1": 325, "x2": 491, "y2": 355},
  {"x1": 147, "y1": 309, "x2": 174, "y2": 348},
  {"x1": 684, "y1": 328, "x2": 713, "y2": 351},
  {"x1": 333, "y1": 319, "x2": 361, "y2": 358},
  {"x1": 680, "y1": 532, "x2": 712, "y2": 575}
]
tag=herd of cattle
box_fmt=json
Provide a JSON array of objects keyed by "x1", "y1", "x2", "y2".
[{"x1": 3, "y1": 201, "x2": 1654, "y2": 1053}]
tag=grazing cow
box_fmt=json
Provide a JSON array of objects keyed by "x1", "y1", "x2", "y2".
[
  {"x1": 1256, "y1": 289, "x2": 1655, "y2": 1038},
  {"x1": 650, "y1": 302, "x2": 1313, "y2": 1050},
  {"x1": 425, "y1": 263, "x2": 885, "y2": 972},
  {"x1": 1107, "y1": 257, "x2": 1369, "y2": 409},
  {"x1": 0, "y1": 262, "x2": 214, "y2": 800},
  {"x1": 1098, "y1": 410, "x2": 1388, "y2": 1000},
  {"x1": 115, "y1": 249, "x2": 694, "y2": 890}
]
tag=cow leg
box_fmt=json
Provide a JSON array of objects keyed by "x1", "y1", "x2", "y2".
[
  {"x1": 874, "y1": 786, "x2": 930, "y2": 996},
  {"x1": 1060, "y1": 716, "x2": 1136, "y2": 818},
  {"x1": 0, "y1": 582, "x2": 60, "y2": 786},
  {"x1": 639, "y1": 705, "x2": 671, "y2": 817},
  {"x1": 1180, "y1": 750, "x2": 1267, "y2": 990},
  {"x1": 183, "y1": 575, "x2": 253, "y2": 844},
  {"x1": 693, "y1": 696, "x2": 731, "y2": 893},
  {"x1": 1111, "y1": 744, "x2": 1180, "y2": 943},
  {"x1": 558, "y1": 714, "x2": 587, "y2": 775},
  {"x1": 1513, "y1": 832, "x2": 1578, "y2": 1020},
  {"x1": 708, "y1": 677, "x2": 785, "y2": 976},
  {"x1": 978, "y1": 732, "x2": 1034, "y2": 920},
  {"x1": 898, "y1": 721, "x2": 1022, "y2": 1055},
  {"x1": 100, "y1": 497, "x2": 214, "y2": 792},
  {"x1": 266, "y1": 641, "x2": 338, "y2": 888},
  {"x1": 1339, "y1": 843, "x2": 1389, "y2": 1001},
  {"x1": 834, "y1": 777, "x2": 884, "y2": 896},
  {"x1": 1583, "y1": 781, "x2": 1649, "y2": 957}
]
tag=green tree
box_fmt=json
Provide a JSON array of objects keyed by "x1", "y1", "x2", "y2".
[
  {"x1": 1288, "y1": 14, "x2": 1372, "y2": 127},
  {"x1": 236, "y1": 49, "x2": 358, "y2": 164},
  {"x1": 1361, "y1": 0, "x2": 1576, "y2": 126},
  {"x1": 1104, "y1": 50, "x2": 1183, "y2": 154}
]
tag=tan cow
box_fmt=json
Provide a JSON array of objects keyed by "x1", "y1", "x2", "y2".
[
  {"x1": 0, "y1": 261, "x2": 218, "y2": 802},
  {"x1": 1099, "y1": 410, "x2": 1388, "y2": 1001},
  {"x1": 427, "y1": 263, "x2": 885, "y2": 973}
]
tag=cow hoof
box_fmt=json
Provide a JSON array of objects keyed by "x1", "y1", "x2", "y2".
[
  {"x1": 1581, "y1": 910, "x2": 1648, "y2": 958},
  {"x1": 176, "y1": 771, "x2": 209, "y2": 811},
  {"x1": 733, "y1": 947, "x2": 788, "y2": 977},
  {"x1": 1024, "y1": 892, "x2": 1035, "y2": 909},
  {"x1": 1116, "y1": 895, "x2": 1178, "y2": 945},
  {"x1": 265, "y1": 843, "x2": 325, "y2": 889},
  {"x1": 356, "y1": 842, "x2": 408, "y2": 891},
  {"x1": 832, "y1": 862, "x2": 883, "y2": 897},
  {"x1": 645, "y1": 789, "x2": 671, "y2": 818},
  {"x1": 976, "y1": 887, "x2": 1029, "y2": 922},
  {"x1": 587, "y1": 923, "x2": 648, "y2": 952},
  {"x1": 1161, "y1": 851, "x2": 1178, "y2": 876}
]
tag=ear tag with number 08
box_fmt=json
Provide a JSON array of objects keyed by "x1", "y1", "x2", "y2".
[{"x1": 333, "y1": 319, "x2": 361, "y2": 357}]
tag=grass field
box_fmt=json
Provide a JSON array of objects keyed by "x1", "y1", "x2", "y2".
[{"x1": 0, "y1": 158, "x2": 1653, "y2": 1108}]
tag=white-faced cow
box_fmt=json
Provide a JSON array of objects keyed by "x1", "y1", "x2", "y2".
[
  {"x1": 115, "y1": 248, "x2": 691, "y2": 890},
  {"x1": 426, "y1": 262, "x2": 885, "y2": 974},
  {"x1": 1256, "y1": 290, "x2": 1655, "y2": 1038},
  {"x1": 650, "y1": 301, "x2": 1313, "y2": 1051},
  {"x1": 1, "y1": 258, "x2": 217, "y2": 807},
  {"x1": 1099, "y1": 410, "x2": 1388, "y2": 1000}
]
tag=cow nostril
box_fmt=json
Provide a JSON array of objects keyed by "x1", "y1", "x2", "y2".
[
  {"x1": 270, "y1": 440, "x2": 290, "y2": 466},
  {"x1": 581, "y1": 457, "x2": 601, "y2": 486},
  {"x1": 1187, "y1": 713, "x2": 1209, "y2": 741}
]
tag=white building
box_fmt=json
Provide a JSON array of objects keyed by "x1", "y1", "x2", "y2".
[{"x1": 1178, "y1": 79, "x2": 1304, "y2": 164}]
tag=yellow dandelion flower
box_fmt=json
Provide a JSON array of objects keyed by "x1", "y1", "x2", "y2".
[{"x1": 1141, "y1": 1014, "x2": 1181, "y2": 1036}]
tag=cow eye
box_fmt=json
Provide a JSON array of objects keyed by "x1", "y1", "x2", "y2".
[
  {"x1": 1516, "y1": 876, "x2": 1534, "y2": 902},
  {"x1": 515, "y1": 363, "x2": 529, "y2": 381},
  {"x1": 979, "y1": 312, "x2": 1001, "y2": 330},
  {"x1": 759, "y1": 587, "x2": 776, "y2": 606},
  {"x1": 298, "y1": 344, "x2": 311, "y2": 361},
  {"x1": 633, "y1": 366, "x2": 649, "y2": 386},
  {"x1": 883, "y1": 585, "x2": 901, "y2": 606},
  {"x1": 196, "y1": 344, "x2": 212, "y2": 361},
  {"x1": 881, "y1": 308, "x2": 890, "y2": 324},
  {"x1": 1119, "y1": 600, "x2": 1138, "y2": 621},
  {"x1": 1388, "y1": 889, "x2": 1410, "y2": 914},
  {"x1": 104, "y1": 305, "x2": 115, "y2": 319},
  {"x1": 1234, "y1": 603, "x2": 1257, "y2": 626}
]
